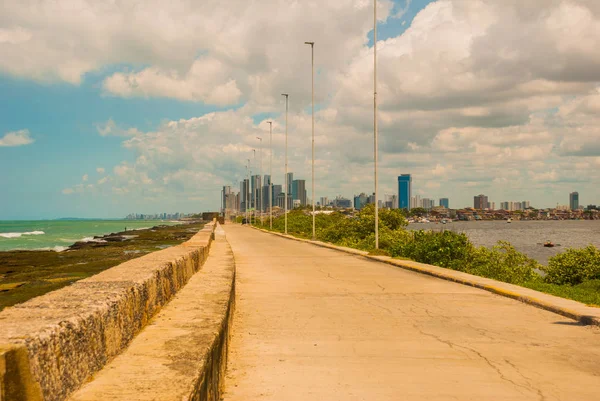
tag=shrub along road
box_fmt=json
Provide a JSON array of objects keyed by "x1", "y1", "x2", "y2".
[{"x1": 222, "y1": 224, "x2": 600, "y2": 401}]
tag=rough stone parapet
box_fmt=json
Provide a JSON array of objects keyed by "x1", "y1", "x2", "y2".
[
  {"x1": 0, "y1": 222, "x2": 216, "y2": 401},
  {"x1": 68, "y1": 226, "x2": 235, "y2": 401}
]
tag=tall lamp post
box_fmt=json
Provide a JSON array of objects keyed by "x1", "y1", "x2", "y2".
[
  {"x1": 245, "y1": 162, "x2": 249, "y2": 224},
  {"x1": 256, "y1": 136, "x2": 263, "y2": 224},
  {"x1": 247, "y1": 158, "x2": 251, "y2": 226},
  {"x1": 305, "y1": 41, "x2": 316, "y2": 240},
  {"x1": 266, "y1": 121, "x2": 273, "y2": 229},
  {"x1": 252, "y1": 149, "x2": 256, "y2": 225},
  {"x1": 281, "y1": 93, "x2": 289, "y2": 235},
  {"x1": 373, "y1": 0, "x2": 379, "y2": 249}
]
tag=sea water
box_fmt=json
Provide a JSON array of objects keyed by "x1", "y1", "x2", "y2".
[
  {"x1": 0, "y1": 220, "x2": 179, "y2": 252},
  {"x1": 412, "y1": 220, "x2": 600, "y2": 265}
]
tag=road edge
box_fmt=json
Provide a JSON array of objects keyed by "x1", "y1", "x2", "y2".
[{"x1": 248, "y1": 225, "x2": 600, "y2": 327}]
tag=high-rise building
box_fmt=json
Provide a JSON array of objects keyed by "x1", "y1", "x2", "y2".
[
  {"x1": 261, "y1": 185, "x2": 270, "y2": 212},
  {"x1": 240, "y1": 179, "x2": 250, "y2": 212},
  {"x1": 286, "y1": 172, "x2": 294, "y2": 195},
  {"x1": 320, "y1": 197, "x2": 329, "y2": 207},
  {"x1": 275, "y1": 191, "x2": 293, "y2": 210},
  {"x1": 474, "y1": 194, "x2": 489, "y2": 210},
  {"x1": 250, "y1": 175, "x2": 262, "y2": 211},
  {"x1": 272, "y1": 184, "x2": 282, "y2": 203},
  {"x1": 354, "y1": 193, "x2": 368, "y2": 210},
  {"x1": 569, "y1": 192, "x2": 579, "y2": 210},
  {"x1": 422, "y1": 198, "x2": 434, "y2": 210},
  {"x1": 367, "y1": 193, "x2": 376, "y2": 205},
  {"x1": 292, "y1": 179, "x2": 307, "y2": 206},
  {"x1": 333, "y1": 196, "x2": 352, "y2": 208},
  {"x1": 385, "y1": 194, "x2": 398, "y2": 209},
  {"x1": 222, "y1": 186, "x2": 231, "y2": 213},
  {"x1": 398, "y1": 174, "x2": 412, "y2": 209},
  {"x1": 439, "y1": 198, "x2": 449, "y2": 209},
  {"x1": 410, "y1": 195, "x2": 421, "y2": 209}
]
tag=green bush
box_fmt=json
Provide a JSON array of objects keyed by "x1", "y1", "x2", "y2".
[
  {"x1": 399, "y1": 230, "x2": 473, "y2": 269},
  {"x1": 543, "y1": 245, "x2": 600, "y2": 285},
  {"x1": 465, "y1": 242, "x2": 541, "y2": 284}
]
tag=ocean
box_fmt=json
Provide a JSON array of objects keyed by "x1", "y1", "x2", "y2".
[
  {"x1": 0, "y1": 220, "x2": 179, "y2": 252},
  {"x1": 412, "y1": 220, "x2": 600, "y2": 265}
]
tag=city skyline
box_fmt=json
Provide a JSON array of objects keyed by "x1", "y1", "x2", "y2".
[
  {"x1": 3, "y1": 1, "x2": 600, "y2": 219},
  {"x1": 224, "y1": 171, "x2": 588, "y2": 213}
]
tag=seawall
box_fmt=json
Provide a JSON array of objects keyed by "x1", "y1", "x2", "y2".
[{"x1": 0, "y1": 222, "x2": 218, "y2": 401}]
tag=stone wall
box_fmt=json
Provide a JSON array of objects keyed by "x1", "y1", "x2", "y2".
[{"x1": 0, "y1": 222, "x2": 216, "y2": 401}]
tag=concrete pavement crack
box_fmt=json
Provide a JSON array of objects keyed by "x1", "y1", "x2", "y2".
[{"x1": 411, "y1": 322, "x2": 543, "y2": 399}]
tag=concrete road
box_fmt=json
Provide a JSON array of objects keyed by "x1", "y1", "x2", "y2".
[{"x1": 222, "y1": 225, "x2": 600, "y2": 401}]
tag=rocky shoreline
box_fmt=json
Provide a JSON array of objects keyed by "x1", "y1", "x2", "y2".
[{"x1": 0, "y1": 221, "x2": 205, "y2": 311}]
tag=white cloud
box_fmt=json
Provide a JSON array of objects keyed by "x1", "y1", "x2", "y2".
[
  {"x1": 96, "y1": 119, "x2": 142, "y2": 137},
  {"x1": 62, "y1": 188, "x2": 74, "y2": 195},
  {"x1": 14, "y1": 0, "x2": 600, "y2": 208},
  {"x1": 0, "y1": 129, "x2": 34, "y2": 147},
  {"x1": 96, "y1": 167, "x2": 105, "y2": 174},
  {"x1": 82, "y1": 174, "x2": 88, "y2": 182}
]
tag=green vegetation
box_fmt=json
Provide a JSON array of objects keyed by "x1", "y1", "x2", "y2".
[
  {"x1": 542, "y1": 245, "x2": 600, "y2": 285},
  {"x1": 0, "y1": 222, "x2": 205, "y2": 311},
  {"x1": 257, "y1": 205, "x2": 600, "y2": 306},
  {"x1": 523, "y1": 280, "x2": 600, "y2": 307}
]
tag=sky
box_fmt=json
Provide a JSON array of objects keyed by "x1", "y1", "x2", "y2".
[{"x1": 2, "y1": 0, "x2": 600, "y2": 219}]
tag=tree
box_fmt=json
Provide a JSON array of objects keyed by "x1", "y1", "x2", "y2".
[{"x1": 410, "y1": 207, "x2": 427, "y2": 217}]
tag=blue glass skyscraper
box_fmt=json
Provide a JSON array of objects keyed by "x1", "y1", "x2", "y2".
[{"x1": 398, "y1": 174, "x2": 411, "y2": 209}]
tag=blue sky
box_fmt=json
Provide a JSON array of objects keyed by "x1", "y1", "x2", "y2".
[
  {"x1": 2, "y1": 0, "x2": 600, "y2": 218},
  {"x1": 0, "y1": 0, "x2": 432, "y2": 219}
]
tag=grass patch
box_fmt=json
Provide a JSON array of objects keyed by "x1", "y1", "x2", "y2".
[{"x1": 523, "y1": 280, "x2": 600, "y2": 307}]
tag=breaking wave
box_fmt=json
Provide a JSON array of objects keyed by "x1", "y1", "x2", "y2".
[
  {"x1": 80, "y1": 237, "x2": 107, "y2": 243},
  {"x1": 0, "y1": 231, "x2": 45, "y2": 239}
]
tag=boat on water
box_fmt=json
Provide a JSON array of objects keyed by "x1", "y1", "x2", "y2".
[
  {"x1": 507, "y1": 218, "x2": 512, "y2": 223},
  {"x1": 543, "y1": 241, "x2": 555, "y2": 248}
]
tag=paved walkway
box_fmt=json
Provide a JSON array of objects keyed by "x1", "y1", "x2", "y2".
[{"x1": 222, "y1": 225, "x2": 600, "y2": 401}]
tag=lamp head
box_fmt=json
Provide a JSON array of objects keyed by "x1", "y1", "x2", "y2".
[{"x1": 305, "y1": 41, "x2": 314, "y2": 45}]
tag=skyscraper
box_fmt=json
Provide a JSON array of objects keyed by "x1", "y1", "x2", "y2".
[
  {"x1": 354, "y1": 193, "x2": 368, "y2": 210},
  {"x1": 222, "y1": 186, "x2": 231, "y2": 214},
  {"x1": 398, "y1": 174, "x2": 411, "y2": 209},
  {"x1": 292, "y1": 179, "x2": 307, "y2": 206},
  {"x1": 474, "y1": 194, "x2": 489, "y2": 210},
  {"x1": 439, "y1": 198, "x2": 449, "y2": 208},
  {"x1": 286, "y1": 172, "x2": 294, "y2": 195},
  {"x1": 251, "y1": 175, "x2": 261, "y2": 211},
  {"x1": 569, "y1": 192, "x2": 579, "y2": 210},
  {"x1": 240, "y1": 179, "x2": 249, "y2": 212}
]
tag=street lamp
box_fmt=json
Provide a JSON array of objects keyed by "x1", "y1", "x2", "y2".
[
  {"x1": 247, "y1": 158, "x2": 251, "y2": 226},
  {"x1": 256, "y1": 136, "x2": 262, "y2": 224},
  {"x1": 266, "y1": 121, "x2": 273, "y2": 229},
  {"x1": 245, "y1": 162, "x2": 249, "y2": 224},
  {"x1": 305, "y1": 41, "x2": 316, "y2": 240},
  {"x1": 373, "y1": 0, "x2": 379, "y2": 249},
  {"x1": 252, "y1": 149, "x2": 256, "y2": 225},
  {"x1": 281, "y1": 93, "x2": 289, "y2": 235}
]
